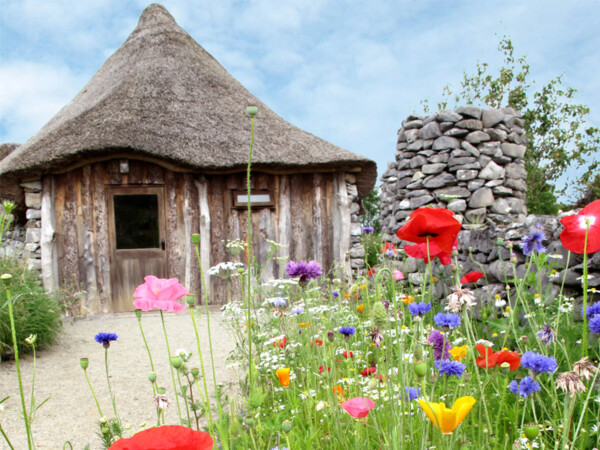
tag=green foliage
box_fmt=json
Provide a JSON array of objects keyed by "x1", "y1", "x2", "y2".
[
  {"x1": 360, "y1": 232, "x2": 381, "y2": 269},
  {"x1": 361, "y1": 187, "x2": 381, "y2": 233},
  {"x1": 435, "y1": 35, "x2": 600, "y2": 213},
  {"x1": 0, "y1": 258, "x2": 62, "y2": 359}
]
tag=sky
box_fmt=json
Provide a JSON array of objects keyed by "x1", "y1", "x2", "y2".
[{"x1": 1, "y1": 1, "x2": 599, "y2": 200}]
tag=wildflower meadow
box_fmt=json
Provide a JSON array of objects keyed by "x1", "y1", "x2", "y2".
[{"x1": 2, "y1": 108, "x2": 600, "y2": 450}]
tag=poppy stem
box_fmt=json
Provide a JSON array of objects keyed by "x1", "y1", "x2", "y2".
[
  {"x1": 246, "y1": 110, "x2": 255, "y2": 399},
  {"x1": 582, "y1": 224, "x2": 590, "y2": 358},
  {"x1": 160, "y1": 310, "x2": 183, "y2": 425}
]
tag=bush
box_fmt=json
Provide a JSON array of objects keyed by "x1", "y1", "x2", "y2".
[{"x1": 0, "y1": 258, "x2": 62, "y2": 359}]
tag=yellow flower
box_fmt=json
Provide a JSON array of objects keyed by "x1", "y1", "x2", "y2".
[
  {"x1": 357, "y1": 304, "x2": 365, "y2": 313},
  {"x1": 359, "y1": 284, "x2": 367, "y2": 291},
  {"x1": 402, "y1": 295, "x2": 414, "y2": 305},
  {"x1": 276, "y1": 368, "x2": 291, "y2": 387},
  {"x1": 299, "y1": 321, "x2": 311, "y2": 328},
  {"x1": 418, "y1": 396, "x2": 476, "y2": 434},
  {"x1": 449, "y1": 345, "x2": 467, "y2": 361}
]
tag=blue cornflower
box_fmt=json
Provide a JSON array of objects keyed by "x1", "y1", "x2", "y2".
[
  {"x1": 519, "y1": 224, "x2": 546, "y2": 256},
  {"x1": 332, "y1": 291, "x2": 339, "y2": 298},
  {"x1": 362, "y1": 226, "x2": 374, "y2": 234},
  {"x1": 521, "y1": 351, "x2": 557, "y2": 374},
  {"x1": 536, "y1": 323, "x2": 555, "y2": 346},
  {"x1": 339, "y1": 326, "x2": 356, "y2": 337},
  {"x1": 95, "y1": 332, "x2": 118, "y2": 348},
  {"x1": 403, "y1": 386, "x2": 422, "y2": 400},
  {"x1": 291, "y1": 306, "x2": 304, "y2": 314},
  {"x1": 589, "y1": 315, "x2": 600, "y2": 334},
  {"x1": 271, "y1": 298, "x2": 287, "y2": 307},
  {"x1": 408, "y1": 302, "x2": 432, "y2": 317},
  {"x1": 582, "y1": 302, "x2": 600, "y2": 319},
  {"x1": 433, "y1": 312, "x2": 461, "y2": 329},
  {"x1": 437, "y1": 360, "x2": 466, "y2": 378},
  {"x1": 509, "y1": 376, "x2": 540, "y2": 397}
]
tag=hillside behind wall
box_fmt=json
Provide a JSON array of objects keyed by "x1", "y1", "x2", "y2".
[{"x1": 379, "y1": 106, "x2": 591, "y2": 304}]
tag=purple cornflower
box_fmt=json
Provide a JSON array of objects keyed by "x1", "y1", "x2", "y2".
[
  {"x1": 436, "y1": 360, "x2": 465, "y2": 378},
  {"x1": 590, "y1": 315, "x2": 600, "y2": 334},
  {"x1": 519, "y1": 224, "x2": 546, "y2": 256},
  {"x1": 536, "y1": 323, "x2": 555, "y2": 346},
  {"x1": 403, "y1": 386, "x2": 422, "y2": 401},
  {"x1": 362, "y1": 226, "x2": 374, "y2": 234},
  {"x1": 95, "y1": 332, "x2": 118, "y2": 348},
  {"x1": 509, "y1": 376, "x2": 540, "y2": 397},
  {"x1": 339, "y1": 326, "x2": 356, "y2": 337},
  {"x1": 521, "y1": 351, "x2": 557, "y2": 374},
  {"x1": 433, "y1": 312, "x2": 461, "y2": 329},
  {"x1": 427, "y1": 330, "x2": 451, "y2": 361},
  {"x1": 271, "y1": 298, "x2": 287, "y2": 307},
  {"x1": 582, "y1": 302, "x2": 600, "y2": 319},
  {"x1": 408, "y1": 302, "x2": 432, "y2": 317},
  {"x1": 291, "y1": 306, "x2": 304, "y2": 314},
  {"x1": 285, "y1": 260, "x2": 323, "y2": 283}
]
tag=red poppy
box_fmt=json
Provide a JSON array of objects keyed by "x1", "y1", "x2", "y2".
[
  {"x1": 367, "y1": 268, "x2": 376, "y2": 277},
  {"x1": 360, "y1": 367, "x2": 377, "y2": 377},
  {"x1": 319, "y1": 365, "x2": 331, "y2": 373},
  {"x1": 109, "y1": 425, "x2": 213, "y2": 450},
  {"x1": 343, "y1": 350, "x2": 354, "y2": 359},
  {"x1": 396, "y1": 207, "x2": 461, "y2": 254},
  {"x1": 273, "y1": 336, "x2": 287, "y2": 348},
  {"x1": 460, "y1": 271, "x2": 484, "y2": 284},
  {"x1": 404, "y1": 241, "x2": 453, "y2": 266},
  {"x1": 475, "y1": 345, "x2": 520, "y2": 370},
  {"x1": 560, "y1": 200, "x2": 600, "y2": 254},
  {"x1": 312, "y1": 339, "x2": 324, "y2": 346}
]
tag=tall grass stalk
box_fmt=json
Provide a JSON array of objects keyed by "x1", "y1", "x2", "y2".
[{"x1": 159, "y1": 310, "x2": 183, "y2": 425}]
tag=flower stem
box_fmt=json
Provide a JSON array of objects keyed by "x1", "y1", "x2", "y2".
[
  {"x1": 246, "y1": 111, "x2": 256, "y2": 397},
  {"x1": 160, "y1": 310, "x2": 183, "y2": 424},
  {"x1": 582, "y1": 224, "x2": 590, "y2": 358},
  {"x1": 0, "y1": 424, "x2": 14, "y2": 450},
  {"x1": 104, "y1": 348, "x2": 119, "y2": 423},
  {"x1": 83, "y1": 369, "x2": 104, "y2": 417}
]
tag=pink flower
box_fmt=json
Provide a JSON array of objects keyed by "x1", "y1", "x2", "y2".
[
  {"x1": 341, "y1": 397, "x2": 376, "y2": 418},
  {"x1": 393, "y1": 269, "x2": 404, "y2": 281},
  {"x1": 133, "y1": 276, "x2": 189, "y2": 313}
]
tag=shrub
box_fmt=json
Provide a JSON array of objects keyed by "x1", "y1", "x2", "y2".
[{"x1": 0, "y1": 257, "x2": 62, "y2": 359}]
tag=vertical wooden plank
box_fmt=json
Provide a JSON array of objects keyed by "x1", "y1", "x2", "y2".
[
  {"x1": 289, "y1": 175, "x2": 305, "y2": 260},
  {"x1": 41, "y1": 175, "x2": 59, "y2": 291},
  {"x1": 92, "y1": 163, "x2": 112, "y2": 309},
  {"x1": 145, "y1": 164, "x2": 165, "y2": 184},
  {"x1": 107, "y1": 160, "x2": 123, "y2": 185},
  {"x1": 335, "y1": 172, "x2": 351, "y2": 276},
  {"x1": 323, "y1": 176, "x2": 335, "y2": 270},
  {"x1": 165, "y1": 170, "x2": 180, "y2": 279},
  {"x1": 62, "y1": 171, "x2": 80, "y2": 291},
  {"x1": 182, "y1": 174, "x2": 193, "y2": 290},
  {"x1": 312, "y1": 173, "x2": 324, "y2": 263},
  {"x1": 207, "y1": 176, "x2": 227, "y2": 304},
  {"x1": 195, "y1": 177, "x2": 212, "y2": 302},
  {"x1": 80, "y1": 165, "x2": 99, "y2": 312},
  {"x1": 54, "y1": 176, "x2": 66, "y2": 289},
  {"x1": 277, "y1": 175, "x2": 291, "y2": 278},
  {"x1": 128, "y1": 160, "x2": 143, "y2": 184}
]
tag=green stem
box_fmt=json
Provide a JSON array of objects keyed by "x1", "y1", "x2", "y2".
[
  {"x1": 0, "y1": 424, "x2": 14, "y2": 450},
  {"x1": 176, "y1": 371, "x2": 191, "y2": 426},
  {"x1": 160, "y1": 310, "x2": 183, "y2": 424},
  {"x1": 246, "y1": 111, "x2": 255, "y2": 397},
  {"x1": 582, "y1": 224, "x2": 590, "y2": 358},
  {"x1": 104, "y1": 348, "x2": 119, "y2": 421},
  {"x1": 136, "y1": 313, "x2": 155, "y2": 372},
  {"x1": 7, "y1": 291, "x2": 33, "y2": 449},
  {"x1": 83, "y1": 369, "x2": 104, "y2": 417}
]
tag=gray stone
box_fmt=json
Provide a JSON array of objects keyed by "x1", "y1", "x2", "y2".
[
  {"x1": 457, "y1": 105, "x2": 483, "y2": 119},
  {"x1": 440, "y1": 122, "x2": 454, "y2": 132},
  {"x1": 450, "y1": 162, "x2": 481, "y2": 172},
  {"x1": 467, "y1": 179, "x2": 485, "y2": 191},
  {"x1": 465, "y1": 208, "x2": 487, "y2": 224},
  {"x1": 404, "y1": 119, "x2": 423, "y2": 130},
  {"x1": 27, "y1": 259, "x2": 42, "y2": 272},
  {"x1": 406, "y1": 189, "x2": 430, "y2": 198},
  {"x1": 505, "y1": 178, "x2": 527, "y2": 191},
  {"x1": 434, "y1": 186, "x2": 471, "y2": 198},
  {"x1": 26, "y1": 209, "x2": 42, "y2": 220},
  {"x1": 349, "y1": 246, "x2": 365, "y2": 258},
  {"x1": 492, "y1": 186, "x2": 514, "y2": 196},
  {"x1": 410, "y1": 195, "x2": 434, "y2": 209},
  {"x1": 450, "y1": 149, "x2": 472, "y2": 158},
  {"x1": 469, "y1": 187, "x2": 494, "y2": 208},
  {"x1": 486, "y1": 128, "x2": 507, "y2": 141},
  {"x1": 423, "y1": 172, "x2": 457, "y2": 189},
  {"x1": 432, "y1": 136, "x2": 460, "y2": 150},
  {"x1": 447, "y1": 199, "x2": 467, "y2": 212},
  {"x1": 350, "y1": 224, "x2": 363, "y2": 236},
  {"x1": 25, "y1": 228, "x2": 41, "y2": 244},
  {"x1": 456, "y1": 119, "x2": 483, "y2": 131},
  {"x1": 419, "y1": 121, "x2": 442, "y2": 139},
  {"x1": 492, "y1": 155, "x2": 513, "y2": 166},
  {"x1": 397, "y1": 141, "x2": 408, "y2": 151},
  {"x1": 466, "y1": 131, "x2": 491, "y2": 144},
  {"x1": 506, "y1": 198, "x2": 526, "y2": 215},
  {"x1": 461, "y1": 141, "x2": 480, "y2": 157},
  {"x1": 395, "y1": 210, "x2": 412, "y2": 221},
  {"x1": 25, "y1": 243, "x2": 40, "y2": 252},
  {"x1": 428, "y1": 153, "x2": 450, "y2": 164},
  {"x1": 422, "y1": 163, "x2": 446, "y2": 175},
  {"x1": 422, "y1": 139, "x2": 434, "y2": 149},
  {"x1": 438, "y1": 110, "x2": 462, "y2": 122},
  {"x1": 501, "y1": 143, "x2": 526, "y2": 159},
  {"x1": 418, "y1": 150, "x2": 435, "y2": 157},
  {"x1": 397, "y1": 158, "x2": 411, "y2": 170},
  {"x1": 479, "y1": 142, "x2": 503, "y2": 157},
  {"x1": 396, "y1": 178, "x2": 412, "y2": 189},
  {"x1": 412, "y1": 171, "x2": 426, "y2": 181},
  {"x1": 407, "y1": 140, "x2": 425, "y2": 151},
  {"x1": 479, "y1": 160, "x2": 505, "y2": 180},
  {"x1": 482, "y1": 109, "x2": 505, "y2": 128},
  {"x1": 406, "y1": 180, "x2": 424, "y2": 190},
  {"x1": 20, "y1": 180, "x2": 42, "y2": 191},
  {"x1": 410, "y1": 155, "x2": 428, "y2": 168},
  {"x1": 25, "y1": 192, "x2": 41, "y2": 209},
  {"x1": 444, "y1": 128, "x2": 469, "y2": 137},
  {"x1": 350, "y1": 202, "x2": 360, "y2": 214},
  {"x1": 448, "y1": 156, "x2": 477, "y2": 167},
  {"x1": 490, "y1": 198, "x2": 511, "y2": 214},
  {"x1": 457, "y1": 169, "x2": 479, "y2": 181},
  {"x1": 398, "y1": 129, "x2": 407, "y2": 142},
  {"x1": 478, "y1": 155, "x2": 492, "y2": 168},
  {"x1": 423, "y1": 113, "x2": 438, "y2": 125},
  {"x1": 405, "y1": 129, "x2": 419, "y2": 142},
  {"x1": 505, "y1": 162, "x2": 527, "y2": 179},
  {"x1": 409, "y1": 273, "x2": 425, "y2": 285},
  {"x1": 484, "y1": 179, "x2": 504, "y2": 187},
  {"x1": 398, "y1": 199, "x2": 412, "y2": 210}
]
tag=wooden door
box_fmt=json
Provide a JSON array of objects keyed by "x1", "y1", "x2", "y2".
[{"x1": 107, "y1": 186, "x2": 168, "y2": 312}]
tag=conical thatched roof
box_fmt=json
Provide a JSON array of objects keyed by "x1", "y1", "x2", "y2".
[{"x1": 0, "y1": 4, "x2": 376, "y2": 198}]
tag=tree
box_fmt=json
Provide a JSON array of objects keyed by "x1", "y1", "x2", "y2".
[
  {"x1": 361, "y1": 187, "x2": 381, "y2": 233},
  {"x1": 431, "y1": 36, "x2": 600, "y2": 214}
]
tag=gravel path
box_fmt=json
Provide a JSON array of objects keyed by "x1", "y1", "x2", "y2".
[{"x1": 0, "y1": 307, "x2": 239, "y2": 449}]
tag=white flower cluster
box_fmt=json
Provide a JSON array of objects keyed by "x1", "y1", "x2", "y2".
[{"x1": 207, "y1": 261, "x2": 245, "y2": 278}]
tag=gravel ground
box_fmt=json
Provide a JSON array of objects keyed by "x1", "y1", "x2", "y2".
[{"x1": 0, "y1": 307, "x2": 239, "y2": 449}]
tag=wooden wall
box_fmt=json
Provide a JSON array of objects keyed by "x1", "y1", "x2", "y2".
[{"x1": 44, "y1": 159, "x2": 347, "y2": 311}]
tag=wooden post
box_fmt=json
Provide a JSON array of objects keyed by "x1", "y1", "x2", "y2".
[
  {"x1": 334, "y1": 172, "x2": 351, "y2": 274},
  {"x1": 277, "y1": 175, "x2": 291, "y2": 278},
  {"x1": 40, "y1": 176, "x2": 59, "y2": 291},
  {"x1": 195, "y1": 177, "x2": 212, "y2": 301}
]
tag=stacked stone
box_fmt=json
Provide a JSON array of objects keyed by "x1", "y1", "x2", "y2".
[
  {"x1": 21, "y1": 180, "x2": 43, "y2": 271},
  {"x1": 380, "y1": 106, "x2": 527, "y2": 244},
  {"x1": 346, "y1": 174, "x2": 366, "y2": 269}
]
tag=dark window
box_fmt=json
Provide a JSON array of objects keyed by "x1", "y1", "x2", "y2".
[{"x1": 113, "y1": 194, "x2": 160, "y2": 249}]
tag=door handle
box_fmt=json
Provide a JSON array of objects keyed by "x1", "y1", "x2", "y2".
[{"x1": 161, "y1": 240, "x2": 165, "y2": 250}]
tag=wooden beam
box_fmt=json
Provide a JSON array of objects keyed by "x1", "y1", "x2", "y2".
[
  {"x1": 40, "y1": 176, "x2": 59, "y2": 291},
  {"x1": 195, "y1": 177, "x2": 212, "y2": 301},
  {"x1": 334, "y1": 172, "x2": 351, "y2": 272}
]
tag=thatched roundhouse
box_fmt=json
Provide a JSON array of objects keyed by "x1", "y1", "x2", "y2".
[{"x1": 0, "y1": 4, "x2": 376, "y2": 312}]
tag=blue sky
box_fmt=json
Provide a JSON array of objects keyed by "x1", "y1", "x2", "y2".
[{"x1": 1, "y1": 1, "x2": 599, "y2": 199}]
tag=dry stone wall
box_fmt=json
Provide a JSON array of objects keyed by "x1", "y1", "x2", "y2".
[{"x1": 380, "y1": 105, "x2": 528, "y2": 243}]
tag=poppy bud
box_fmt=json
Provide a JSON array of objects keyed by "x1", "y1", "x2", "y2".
[
  {"x1": 229, "y1": 422, "x2": 242, "y2": 437},
  {"x1": 157, "y1": 387, "x2": 166, "y2": 394},
  {"x1": 148, "y1": 372, "x2": 157, "y2": 383},
  {"x1": 186, "y1": 294, "x2": 196, "y2": 306},
  {"x1": 80, "y1": 357, "x2": 89, "y2": 370},
  {"x1": 191, "y1": 368, "x2": 199, "y2": 378},
  {"x1": 414, "y1": 361, "x2": 427, "y2": 378},
  {"x1": 247, "y1": 106, "x2": 258, "y2": 117},
  {"x1": 191, "y1": 234, "x2": 200, "y2": 245},
  {"x1": 496, "y1": 238, "x2": 504, "y2": 246},
  {"x1": 244, "y1": 418, "x2": 255, "y2": 427},
  {"x1": 0, "y1": 273, "x2": 12, "y2": 286},
  {"x1": 282, "y1": 420, "x2": 293, "y2": 432},
  {"x1": 327, "y1": 330, "x2": 335, "y2": 342},
  {"x1": 135, "y1": 309, "x2": 142, "y2": 320},
  {"x1": 524, "y1": 423, "x2": 539, "y2": 440},
  {"x1": 171, "y1": 356, "x2": 183, "y2": 369}
]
